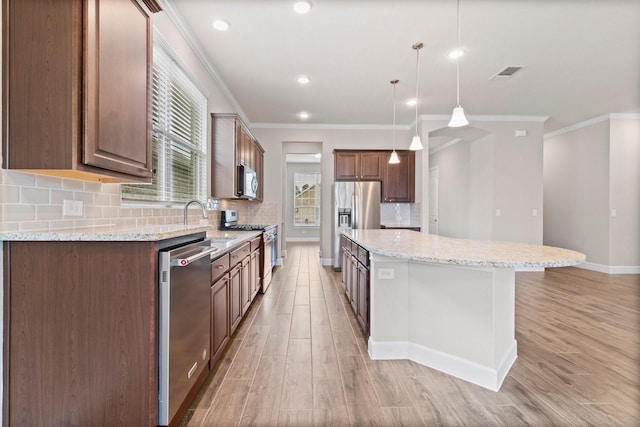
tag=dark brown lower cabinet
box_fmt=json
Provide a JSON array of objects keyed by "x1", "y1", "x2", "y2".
[
  {"x1": 250, "y1": 248, "x2": 260, "y2": 300},
  {"x1": 229, "y1": 264, "x2": 242, "y2": 335},
  {"x1": 2, "y1": 235, "x2": 201, "y2": 427},
  {"x1": 350, "y1": 253, "x2": 358, "y2": 313},
  {"x1": 241, "y1": 256, "x2": 251, "y2": 315},
  {"x1": 210, "y1": 274, "x2": 230, "y2": 365},
  {"x1": 357, "y1": 262, "x2": 370, "y2": 334},
  {"x1": 340, "y1": 236, "x2": 370, "y2": 336}
]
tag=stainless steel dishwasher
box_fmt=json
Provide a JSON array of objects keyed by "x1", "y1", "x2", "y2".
[{"x1": 159, "y1": 239, "x2": 218, "y2": 426}]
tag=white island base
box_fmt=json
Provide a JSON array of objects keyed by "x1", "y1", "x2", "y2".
[{"x1": 368, "y1": 253, "x2": 517, "y2": 391}]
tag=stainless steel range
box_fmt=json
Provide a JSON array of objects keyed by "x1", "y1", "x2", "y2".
[{"x1": 220, "y1": 210, "x2": 277, "y2": 292}]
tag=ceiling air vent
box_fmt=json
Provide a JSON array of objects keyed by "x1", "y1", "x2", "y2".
[{"x1": 490, "y1": 66, "x2": 523, "y2": 80}]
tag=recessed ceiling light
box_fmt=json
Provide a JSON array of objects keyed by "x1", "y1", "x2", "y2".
[
  {"x1": 293, "y1": 1, "x2": 312, "y2": 14},
  {"x1": 406, "y1": 98, "x2": 417, "y2": 106},
  {"x1": 297, "y1": 75, "x2": 311, "y2": 85},
  {"x1": 298, "y1": 111, "x2": 310, "y2": 120},
  {"x1": 448, "y1": 48, "x2": 464, "y2": 59},
  {"x1": 212, "y1": 19, "x2": 230, "y2": 31}
]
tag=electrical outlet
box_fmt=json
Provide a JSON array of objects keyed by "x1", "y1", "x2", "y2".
[
  {"x1": 378, "y1": 268, "x2": 394, "y2": 279},
  {"x1": 63, "y1": 200, "x2": 83, "y2": 217}
]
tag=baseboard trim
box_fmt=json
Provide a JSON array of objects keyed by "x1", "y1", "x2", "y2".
[
  {"x1": 320, "y1": 258, "x2": 333, "y2": 266},
  {"x1": 578, "y1": 262, "x2": 640, "y2": 275},
  {"x1": 368, "y1": 338, "x2": 517, "y2": 392}
]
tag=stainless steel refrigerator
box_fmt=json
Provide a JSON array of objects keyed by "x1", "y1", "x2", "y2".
[{"x1": 332, "y1": 181, "x2": 381, "y2": 270}]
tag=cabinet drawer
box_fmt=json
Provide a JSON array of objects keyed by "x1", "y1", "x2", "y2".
[
  {"x1": 211, "y1": 253, "x2": 230, "y2": 283},
  {"x1": 358, "y1": 246, "x2": 369, "y2": 267},
  {"x1": 250, "y1": 236, "x2": 262, "y2": 252},
  {"x1": 350, "y1": 240, "x2": 359, "y2": 254},
  {"x1": 230, "y1": 242, "x2": 251, "y2": 265}
]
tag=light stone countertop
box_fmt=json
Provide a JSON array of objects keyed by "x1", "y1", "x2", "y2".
[
  {"x1": 343, "y1": 229, "x2": 585, "y2": 269},
  {"x1": 1, "y1": 223, "x2": 212, "y2": 242}
]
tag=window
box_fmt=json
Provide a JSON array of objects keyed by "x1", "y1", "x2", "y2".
[
  {"x1": 294, "y1": 173, "x2": 321, "y2": 226},
  {"x1": 122, "y1": 45, "x2": 207, "y2": 203}
]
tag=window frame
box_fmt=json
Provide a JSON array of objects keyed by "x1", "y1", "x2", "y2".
[
  {"x1": 293, "y1": 172, "x2": 321, "y2": 227},
  {"x1": 121, "y1": 43, "x2": 208, "y2": 204}
]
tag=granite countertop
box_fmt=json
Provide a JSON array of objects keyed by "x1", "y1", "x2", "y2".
[
  {"x1": 343, "y1": 229, "x2": 585, "y2": 269},
  {"x1": 0, "y1": 223, "x2": 269, "y2": 249},
  {"x1": 0, "y1": 223, "x2": 212, "y2": 242}
]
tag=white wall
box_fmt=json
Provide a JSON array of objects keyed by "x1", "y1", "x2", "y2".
[
  {"x1": 428, "y1": 120, "x2": 545, "y2": 244},
  {"x1": 544, "y1": 116, "x2": 640, "y2": 272},
  {"x1": 609, "y1": 119, "x2": 640, "y2": 266},
  {"x1": 429, "y1": 139, "x2": 470, "y2": 237}
]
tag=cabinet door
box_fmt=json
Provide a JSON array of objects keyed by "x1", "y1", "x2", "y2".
[
  {"x1": 357, "y1": 262, "x2": 369, "y2": 336},
  {"x1": 211, "y1": 274, "x2": 230, "y2": 364},
  {"x1": 250, "y1": 249, "x2": 260, "y2": 301},
  {"x1": 230, "y1": 264, "x2": 242, "y2": 334},
  {"x1": 335, "y1": 152, "x2": 359, "y2": 181},
  {"x1": 255, "y1": 145, "x2": 264, "y2": 200},
  {"x1": 360, "y1": 152, "x2": 384, "y2": 180},
  {"x1": 383, "y1": 150, "x2": 415, "y2": 202},
  {"x1": 341, "y1": 246, "x2": 350, "y2": 291},
  {"x1": 83, "y1": 0, "x2": 154, "y2": 179},
  {"x1": 350, "y1": 254, "x2": 358, "y2": 312},
  {"x1": 241, "y1": 256, "x2": 251, "y2": 315}
]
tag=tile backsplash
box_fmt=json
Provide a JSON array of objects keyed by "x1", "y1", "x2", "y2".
[
  {"x1": 0, "y1": 170, "x2": 279, "y2": 232},
  {"x1": 380, "y1": 202, "x2": 422, "y2": 227}
]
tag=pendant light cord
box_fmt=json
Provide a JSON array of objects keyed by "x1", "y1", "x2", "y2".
[
  {"x1": 456, "y1": 0, "x2": 461, "y2": 107},
  {"x1": 415, "y1": 47, "x2": 420, "y2": 136},
  {"x1": 392, "y1": 80, "x2": 397, "y2": 149}
]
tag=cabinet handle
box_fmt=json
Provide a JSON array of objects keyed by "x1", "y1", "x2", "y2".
[{"x1": 216, "y1": 265, "x2": 225, "y2": 269}]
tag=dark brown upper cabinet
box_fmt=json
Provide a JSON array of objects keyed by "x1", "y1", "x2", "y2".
[
  {"x1": 334, "y1": 149, "x2": 415, "y2": 203},
  {"x1": 383, "y1": 150, "x2": 415, "y2": 203},
  {"x1": 211, "y1": 113, "x2": 265, "y2": 201},
  {"x1": 2, "y1": 0, "x2": 161, "y2": 183},
  {"x1": 334, "y1": 150, "x2": 385, "y2": 181}
]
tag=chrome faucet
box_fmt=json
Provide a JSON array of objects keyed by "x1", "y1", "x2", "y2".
[{"x1": 184, "y1": 199, "x2": 208, "y2": 225}]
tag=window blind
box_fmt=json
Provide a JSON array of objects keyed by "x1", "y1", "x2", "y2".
[{"x1": 122, "y1": 46, "x2": 207, "y2": 203}]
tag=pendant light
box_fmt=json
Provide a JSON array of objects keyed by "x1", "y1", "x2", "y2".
[
  {"x1": 448, "y1": 0, "x2": 469, "y2": 127},
  {"x1": 389, "y1": 79, "x2": 400, "y2": 164},
  {"x1": 409, "y1": 42, "x2": 424, "y2": 151}
]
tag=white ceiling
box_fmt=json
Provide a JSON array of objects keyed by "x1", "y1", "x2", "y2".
[{"x1": 166, "y1": 0, "x2": 640, "y2": 133}]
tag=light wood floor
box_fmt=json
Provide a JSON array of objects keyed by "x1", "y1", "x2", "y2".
[{"x1": 181, "y1": 242, "x2": 640, "y2": 426}]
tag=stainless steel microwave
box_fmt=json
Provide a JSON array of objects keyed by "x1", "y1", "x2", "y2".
[{"x1": 239, "y1": 164, "x2": 258, "y2": 199}]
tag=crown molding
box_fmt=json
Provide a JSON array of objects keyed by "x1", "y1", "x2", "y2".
[
  {"x1": 251, "y1": 123, "x2": 411, "y2": 131},
  {"x1": 158, "y1": 0, "x2": 249, "y2": 124},
  {"x1": 418, "y1": 114, "x2": 549, "y2": 123},
  {"x1": 544, "y1": 113, "x2": 640, "y2": 139}
]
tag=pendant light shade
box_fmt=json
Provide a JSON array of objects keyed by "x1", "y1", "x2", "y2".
[
  {"x1": 410, "y1": 42, "x2": 424, "y2": 151},
  {"x1": 389, "y1": 79, "x2": 400, "y2": 164},
  {"x1": 448, "y1": 106, "x2": 469, "y2": 127},
  {"x1": 409, "y1": 135, "x2": 423, "y2": 151},
  {"x1": 449, "y1": 0, "x2": 469, "y2": 128},
  {"x1": 389, "y1": 150, "x2": 400, "y2": 164}
]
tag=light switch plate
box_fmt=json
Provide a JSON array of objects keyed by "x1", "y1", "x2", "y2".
[{"x1": 378, "y1": 268, "x2": 394, "y2": 279}]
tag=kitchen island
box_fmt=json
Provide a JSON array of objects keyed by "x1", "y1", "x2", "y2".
[{"x1": 342, "y1": 229, "x2": 585, "y2": 391}]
